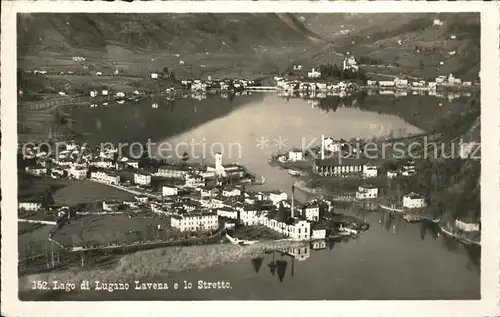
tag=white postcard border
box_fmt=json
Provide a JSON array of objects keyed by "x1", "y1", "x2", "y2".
[{"x1": 2, "y1": 1, "x2": 499, "y2": 317}]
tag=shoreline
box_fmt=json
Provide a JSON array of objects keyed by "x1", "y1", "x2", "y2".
[{"x1": 18, "y1": 239, "x2": 307, "y2": 292}]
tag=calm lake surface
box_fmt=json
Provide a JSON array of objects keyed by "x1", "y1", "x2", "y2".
[{"x1": 54, "y1": 92, "x2": 480, "y2": 300}]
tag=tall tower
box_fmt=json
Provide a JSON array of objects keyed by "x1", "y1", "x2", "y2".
[
  {"x1": 214, "y1": 152, "x2": 225, "y2": 176},
  {"x1": 291, "y1": 185, "x2": 295, "y2": 219}
]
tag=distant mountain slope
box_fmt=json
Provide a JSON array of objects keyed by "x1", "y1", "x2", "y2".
[
  {"x1": 18, "y1": 13, "x2": 321, "y2": 54},
  {"x1": 299, "y1": 13, "x2": 480, "y2": 80},
  {"x1": 18, "y1": 13, "x2": 328, "y2": 78}
]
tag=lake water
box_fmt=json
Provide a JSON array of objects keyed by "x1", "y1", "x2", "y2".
[{"x1": 45, "y1": 92, "x2": 480, "y2": 300}]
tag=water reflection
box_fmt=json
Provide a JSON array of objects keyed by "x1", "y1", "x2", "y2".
[{"x1": 254, "y1": 214, "x2": 481, "y2": 279}]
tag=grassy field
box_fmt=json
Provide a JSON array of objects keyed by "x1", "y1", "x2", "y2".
[
  {"x1": 51, "y1": 180, "x2": 134, "y2": 205},
  {"x1": 52, "y1": 214, "x2": 174, "y2": 247}
]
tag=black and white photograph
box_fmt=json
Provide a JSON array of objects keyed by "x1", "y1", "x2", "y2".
[{"x1": 2, "y1": 1, "x2": 499, "y2": 315}]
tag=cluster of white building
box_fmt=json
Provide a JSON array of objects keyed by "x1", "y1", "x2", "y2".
[
  {"x1": 366, "y1": 73, "x2": 472, "y2": 90},
  {"x1": 275, "y1": 77, "x2": 356, "y2": 94}
]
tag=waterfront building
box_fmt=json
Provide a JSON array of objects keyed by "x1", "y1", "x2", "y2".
[
  {"x1": 260, "y1": 217, "x2": 311, "y2": 241},
  {"x1": 170, "y1": 212, "x2": 219, "y2": 232},
  {"x1": 302, "y1": 204, "x2": 320, "y2": 221},
  {"x1": 162, "y1": 186, "x2": 178, "y2": 197},
  {"x1": 311, "y1": 227, "x2": 327, "y2": 240},
  {"x1": 356, "y1": 184, "x2": 378, "y2": 200},
  {"x1": 455, "y1": 219, "x2": 480, "y2": 232},
  {"x1": 362, "y1": 164, "x2": 378, "y2": 178},
  {"x1": 151, "y1": 72, "x2": 159, "y2": 79},
  {"x1": 18, "y1": 201, "x2": 42, "y2": 211},
  {"x1": 312, "y1": 158, "x2": 364, "y2": 177},
  {"x1": 134, "y1": 172, "x2": 151, "y2": 186},
  {"x1": 90, "y1": 171, "x2": 120, "y2": 185},
  {"x1": 288, "y1": 150, "x2": 304, "y2": 162},
  {"x1": 69, "y1": 166, "x2": 88, "y2": 180},
  {"x1": 402, "y1": 193, "x2": 427, "y2": 209},
  {"x1": 156, "y1": 165, "x2": 191, "y2": 179}
]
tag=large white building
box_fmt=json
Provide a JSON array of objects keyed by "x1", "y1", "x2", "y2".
[
  {"x1": 162, "y1": 186, "x2": 178, "y2": 197},
  {"x1": 356, "y1": 184, "x2": 378, "y2": 200},
  {"x1": 134, "y1": 173, "x2": 151, "y2": 186},
  {"x1": 171, "y1": 212, "x2": 219, "y2": 232},
  {"x1": 90, "y1": 171, "x2": 120, "y2": 185},
  {"x1": 403, "y1": 193, "x2": 427, "y2": 209},
  {"x1": 313, "y1": 158, "x2": 364, "y2": 177},
  {"x1": 260, "y1": 218, "x2": 310, "y2": 241}
]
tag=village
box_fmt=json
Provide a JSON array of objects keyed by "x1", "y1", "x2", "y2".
[
  {"x1": 19, "y1": 121, "x2": 480, "y2": 255},
  {"x1": 18, "y1": 48, "x2": 480, "y2": 256},
  {"x1": 20, "y1": 52, "x2": 477, "y2": 111}
]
